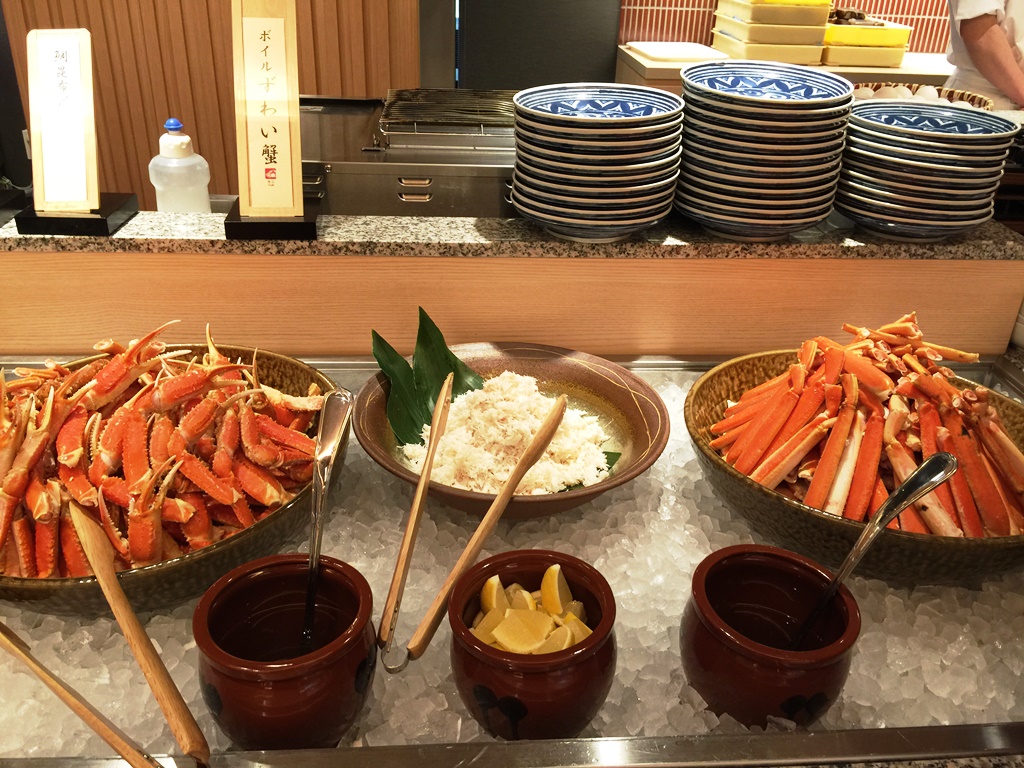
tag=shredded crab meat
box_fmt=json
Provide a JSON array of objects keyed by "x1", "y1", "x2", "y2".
[{"x1": 401, "y1": 371, "x2": 611, "y2": 495}]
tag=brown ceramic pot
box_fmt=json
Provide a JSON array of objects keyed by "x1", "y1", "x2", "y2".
[
  {"x1": 192, "y1": 554, "x2": 376, "y2": 750},
  {"x1": 680, "y1": 544, "x2": 860, "y2": 727},
  {"x1": 448, "y1": 549, "x2": 617, "y2": 740}
]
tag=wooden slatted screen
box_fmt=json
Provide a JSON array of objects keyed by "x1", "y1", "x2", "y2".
[{"x1": 1, "y1": 0, "x2": 419, "y2": 211}]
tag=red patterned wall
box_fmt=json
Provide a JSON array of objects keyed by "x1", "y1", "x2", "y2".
[{"x1": 619, "y1": 0, "x2": 951, "y2": 53}]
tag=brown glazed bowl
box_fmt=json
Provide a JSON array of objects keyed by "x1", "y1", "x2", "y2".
[
  {"x1": 192, "y1": 554, "x2": 376, "y2": 750},
  {"x1": 448, "y1": 549, "x2": 617, "y2": 740},
  {"x1": 680, "y1": 544, "x2": 860, "y2": 727},
  {"x1": 684, "y1": 350, "x2": 1024, "y2": 585},
  {"x1": 354, "y1": 342, "x2": 670, "y2": 519},
  {"x1": 0, "y1": 344, "x2": 337, "y2": 615}
]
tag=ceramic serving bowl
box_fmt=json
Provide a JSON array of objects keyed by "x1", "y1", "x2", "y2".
[
  {"x1": 513, "y1": 111, "x2": 683, "y2": 138},
  {"x1": 515, "y1": 135, "x2": 683, "y2": 165},
  {"x1": 683, "y1": 138, "x2": 844, "y2": 168},
  {"x1": 683, "y1": 123, "x2": 846, "y2": 156},
  {"x1": 516, "y1": 154, "x2": 680, "y2": 187},
  {"x1": 514, "y1": 82, "x2": 684, "y2": 127},
  {"x1": 683, "y1": 351, "x2": 1024, "y2": 583},
  {"x1": 513, "y1": 177, "x2": 676, "y2": 211},
  {"x1": 512, "y1": 186, "x2": 674, "y2": 219},
  {"x1": 681, "y1": 60, "x2": 854, "y2": 110},
  {"x1": 680, "y1": 544, "x2": 860, "y2": 727},
  {"x1": 193, "y1": 554, "x2": 376, "y2": 750},
  {"x1": 847, "y1": 122, "x2": 1014, "y2": 154},
  {"x1": 0, "y1": 345, "x2": 338, "y2": 615},
  {"x1": 514, "y1": 166, "x2": 680, "y2": 197},
  {"x1": 840, "y1": 154, "x2": 1004, "y2": 189},
  {"x1": 674, "y1": 202, "x2": 831, "y2": 242},
  {"x1": 682, "y1": 150, "x2": 840, "y2": 179},
  {"x1": 353, "y1": 342, "x2": 670, "y2": 518},
  {"x1": 835, "y1": 200, "x2": 993, "y2": 242},
  {"x1": 682, "y1": 109, "x2": 848, "y2": 143},
  {"x1": 515, "y1": 124, "x2": 683, "y2": 153},
  {"x1": 838, "y1": 173, "x2": 1000, "y2": 204},
  {"x1": 845, "y1": 134, "x2": 1009, "y2": 166},
  {"x1": 677, "y1": 183, "x2": 835, "y2": 211},
  {"x1": 683, "y1": 172, "x2": 838, "y2": 201},
  {"x1": 448, "y1": 549, "x2": 616, "y2": 740},
  {"x1": 682, "y1": 96, "x2": 851, "y2": 132},
  {"x1": 848, "y1": 101, "x2": 1020, "y2": 142},
  {"x1": 681, "y1": 161, "x2": 841, "y2": 190}
]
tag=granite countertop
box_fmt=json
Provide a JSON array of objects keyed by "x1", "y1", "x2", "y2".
[{"x1": 2, "y1": 211, "x2": 1024, "y2": 260}]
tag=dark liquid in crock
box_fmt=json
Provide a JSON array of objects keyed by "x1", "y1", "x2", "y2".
[
  {"x1": 705, "y1": 555, "x2": 847, "y2": 651},
  {"x1": 209, "y1": 565, "x2": 359, "y2": 662}
]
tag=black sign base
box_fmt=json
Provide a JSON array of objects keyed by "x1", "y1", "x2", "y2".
[
  {"x1": 224, "y1": 197, "x2": 319, "y2": 240},
  {"x1": 14, "y1": 192, "x2": 139, "y2": 236},
  {"x1": 0, "y1": 188, "x2": 27, "y2": 229}
]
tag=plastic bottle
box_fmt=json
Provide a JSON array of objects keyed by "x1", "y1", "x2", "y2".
[{"x1": 148, "y1": 118, "x2": 211, "y2": 213}]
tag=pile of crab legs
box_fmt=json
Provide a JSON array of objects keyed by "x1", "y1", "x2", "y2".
[
  {"x1": 0, "y1": 321, "x2": 324, "y2": 579},
  {"x1": 711, "y1": 313, "x2": 1024, "y2": 538}
]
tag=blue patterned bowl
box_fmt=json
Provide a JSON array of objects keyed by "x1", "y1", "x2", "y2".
[
  {"x1": 682, "y1": 61, "x2": 853, "y2": 108},
  {"x1": 845, "y1": 133, "x2": 1008, "y2": 167},
  {"x1": 679, "y1": 179, "x2": 835, "y2": 209},
  {"x1": 840, "y1": 154, "x2": 1004, "y2": 188},
  {"x1": 683, "y1": 149, "x2": 839, "y2": 178},
  {"x1": 684, "y1": 122, "x2": 846, "y2": 156},
  {"x1": 683, "y1": 87, "x2": 852, "y2": 122},
  {"x1": 514, "y1": 111, "x2": 682, "y2": 139},
  {"x1": 682, "y1": 159, "x2": 840, "y2": 189},
  {"x1": 838, "y1": 169, "x2": 1000, "y2": 201},
  {"x1": 514, "y1": 174, "x2": 676, "y2": 210},
  {"x1": 516, "y1": 143, "x2": 682, "y2": 175},
  {"x1": 842, "y1": 144, "x2": 1005, "y2": 178},
  {"x1": 683, "y1": 137, "x2": 843, "y2": 167},
  {"x1": 514, "y1": 132, "x2": 682, "y2": 163},
  {"x1": 514, "y1": 83, "x2": 684, "y2": 126},
  {"x1": 847, "y1": 122, "x2": 1014, "y2": 154},
  {"x1": 516, "y1": 154, "x2": 680, "y2": 186},
  {"x1": 835, "y1": 200, "x2": 993, "y2": 242},
  {"x1": 514, "y1": 164, "x2": 679, "y2": 197},
  {"x1": 849, "y1": 102, "x2": 1020, "y2": 141},
  {"x1": 675, "y1": 191, "x2": 833, "y2": 221},
  {"x1": 835, "y1": 189, "x2": 993, "y2": 221},
  {"x1": 674, "y1": 200, "x2": 831, "y2": 241},
  {"x1": 683, "y1": 110, "x2": 847, "y2": 145}
]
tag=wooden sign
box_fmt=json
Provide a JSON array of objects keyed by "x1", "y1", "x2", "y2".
[
  {"x1": 231, "y1": 0, "x2": 303, "y2": 217},
  {"x1": 26, "y1": 28, "x2": 99, "y2": 212}
]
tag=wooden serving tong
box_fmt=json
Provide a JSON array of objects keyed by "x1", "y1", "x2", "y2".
[
  {"x1": 70, "y1": 503, "x2": 211, "y2": 766},
  {"x1": 378, "y1": 373, "x2": 567, "y2": 672},
  {"x1": 0, "y1": 620, "x2": 162, "y2": 768}
]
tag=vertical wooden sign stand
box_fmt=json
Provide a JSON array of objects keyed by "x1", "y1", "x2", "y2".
[
  {"x1": 225, "y1": 0, "x2": 317, "y2": 240},
  {"x1": 15, "y1": 28, "x2": 138, "y2": 236}
]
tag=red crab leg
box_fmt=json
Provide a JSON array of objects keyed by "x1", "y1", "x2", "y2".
[
  {"x1": 750, "y1": 415, "x2": 835, "y2": 490},
  {"x1": 941, "y1": 408, "x2": 1011, "y2": 536},
  {"x1": 885, "y1": 438, "x2": 962, "y2": 537},
  {"x1": 843, "y1": 412, "x2": 885, "y2": 522},
  {"x1": 917, "y1": 402, "x2": 962, "y2": 532}
]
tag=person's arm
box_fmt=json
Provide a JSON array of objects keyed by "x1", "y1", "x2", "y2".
[{"x1": 959, "y1": 12, "x2": 1024, "y2": 106}]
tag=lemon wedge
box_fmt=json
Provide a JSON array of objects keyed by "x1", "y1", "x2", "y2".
[
  {"x1": 540, "y1": 563, "x2": 573, "y2": 616},
  {"x1": 481, "y1": 575, "x2": 510, "y2": 614},
  {"x1": 471, "y1": 607, "x2": 506, "y2": 645},
  {"x1": 563, "y1": 599, "x2": 587, "y2": 624},
  {"x1": 533, "y1": 624, "x2": 574, "y2": 654},
  {"x1": 510, "y1": 589, "x2": 537, "y2": 611},
  {"x1": 564, "y1": 613, "x2": 593, "y2": 645},
  {"x1": 491, "y1": 609, "x2": 554, "y2": 654},
  {"x1": 504, "y1": 582, "x2": 526, "y2": 602}
]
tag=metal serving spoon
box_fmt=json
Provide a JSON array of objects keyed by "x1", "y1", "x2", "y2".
[
  {"x1": 301, "y1": 388, "x2": 355, "y2": 652},
  {"x1": 788, "y1": 451, "x2": 959, "y2": 651}
]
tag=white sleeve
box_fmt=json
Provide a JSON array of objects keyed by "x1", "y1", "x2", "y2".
[{"x1": 949, "y1": 0, "x2": 1006, "y2": 23}]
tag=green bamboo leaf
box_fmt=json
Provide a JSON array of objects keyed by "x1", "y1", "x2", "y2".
[
  {"x1": 371, "y1": 329, "x2": 432, "y2": 445},
  {"x1": 412, "y1": 307, "x2": 484, "y2": 406}
]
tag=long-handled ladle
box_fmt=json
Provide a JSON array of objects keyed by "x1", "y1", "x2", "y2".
[
  {"x1": 70, "y1": 503, "x2": 210, "y2": 766},
  {"x1": 0, "y1": 620, "x2": 162, "y2": 768},
  {"x1": 788, "y1": 451, "x2": 959, "y2": 651},
  {"x1": 377, "y1": 373, "x2": 454, "y2": 654},
  {"x1": 380, "y1": 391, "x2": 567, "y2": 673},
  {"x1": 301, "y1": 387, "x2": 355, "y2": 652}
]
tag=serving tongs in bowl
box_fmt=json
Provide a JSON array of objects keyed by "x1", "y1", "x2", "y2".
[{"x1": 377, "y1": 373, "x2": 567, "y2": 673}]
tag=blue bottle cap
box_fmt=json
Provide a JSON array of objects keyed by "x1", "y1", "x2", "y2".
[{"x1": 164, "y1": 117, "x2": 184, "y2": 132}]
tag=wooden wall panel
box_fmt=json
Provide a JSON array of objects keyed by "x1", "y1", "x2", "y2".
[{"x1": 1, "y1": 0, "x2": 419, "y2": 211}]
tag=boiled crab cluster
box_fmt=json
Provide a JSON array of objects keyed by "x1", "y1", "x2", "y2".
[
  {"x1": 0, "y1": 322, "x2": 324, "y2": 578},
  {"x1": 712, "y1": 313, "x2": 1024, "y2": 537}
]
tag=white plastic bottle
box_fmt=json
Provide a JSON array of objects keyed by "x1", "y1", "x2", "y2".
[{"x1": 148, "y1": 118, "x2": 212, "y2": 213}]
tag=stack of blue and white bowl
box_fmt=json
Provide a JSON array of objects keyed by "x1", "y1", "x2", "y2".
[
  {"x1": 837, "y1": 101, "x2": 1019, "y2": 241},
  {"x1": 676, "y1": 60, "x2": 854, "y2": 241},
  {"x1": 511, "y1": 83, "x2": 684, "y2": 243}
]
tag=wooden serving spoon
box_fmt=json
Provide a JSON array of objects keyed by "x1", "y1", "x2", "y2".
[
  {"x1": 380, "y1": 393, "x2": 567, "y2": 672},
  {"x1": 70, "y1": 502, "x2": 210, "y2": 766},
  {"x1": 0, "y1": 620, "x2": 162, "y2": 768}
]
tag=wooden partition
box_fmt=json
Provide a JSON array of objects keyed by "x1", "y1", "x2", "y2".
[{"x1": 1, "y1": 0, "x2": 419, "y2": 211}]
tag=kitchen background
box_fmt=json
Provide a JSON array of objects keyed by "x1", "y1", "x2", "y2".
[
  {"x1": 0, "y1": 0, "x2": 953, "y2": 211},
  {"x1": 621, "y1": 0, "x2": 950, "y2": 52}
]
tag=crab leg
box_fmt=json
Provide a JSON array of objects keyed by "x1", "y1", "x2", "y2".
[
  {"x1": 884, "y1": 437, "x2": 962, "y2": 537},
  {"x1": 750, "y1": 415, "x2": 835, "y2": 490},
  {"x1": 824, "y1": 407, "x2": 867, "y2": 516},
  {"x1": 916, "y1": 402, "x2": 962, "y2": 532},
  {"x1": 843, "y1": 412, "x2": 885, "y2": 522},
  {"x1": 941, "y1": 408, "x2": 1011, "y2": 536},
  {"x1": 803, "y1": 374, "x2": 859, "y2": 511}
]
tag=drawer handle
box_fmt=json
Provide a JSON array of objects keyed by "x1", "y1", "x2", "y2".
[
  {"x1": 399, "y1": 177, "x2": 432, "y2": 187},
  {"x1": 399, "y1": 193, "x2": 433, "y2": 203}
]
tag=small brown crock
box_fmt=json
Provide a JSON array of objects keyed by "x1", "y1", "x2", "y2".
[
  {"x1": 680, "y1": 544, "x2": 860, "y2": 727},
  {"x1": 192, "y1": 554, "x2": 376, "y2": 750},
  {"x1": 448, "y1": 549, "x2": 617, "y2": 740}
]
